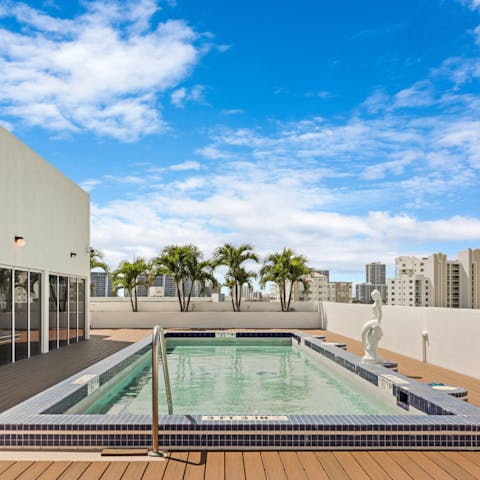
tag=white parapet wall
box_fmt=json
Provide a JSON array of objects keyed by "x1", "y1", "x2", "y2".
[
  {"x1": 320, "y1": 302, "x2": 480, "y2": 380},
  {"x1": 90, "y1": 299, "x2": 317, "y2": 312},
  {"x1": 90, "y1": 311, "x2": 321, "y2": 329}
]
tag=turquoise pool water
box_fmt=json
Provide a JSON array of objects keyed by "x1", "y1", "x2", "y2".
[{"x1": 84, "y1": 340, "x2": 404, "y2": 416}]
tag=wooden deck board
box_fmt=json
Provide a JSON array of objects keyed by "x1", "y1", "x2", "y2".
[
  {"x1": 184, "y1": 452, "x2": 206, "y2": 480},
  {"x1": 36, "y1": 462, "x2": 72, "y2": 480},
  {"x1": 278, "y1": 452, "x2": 310, "y2": 480},
  {"x1": 333, "y1": 452, "x2": 370, "y2": 480},
  {"x1": 444, "y1": 452, "x2": 480, "y2": 478},
  {"x1": 0, "y1": 461, "x2": 34, "y2": 480},
  {"x1": 57, "y1": 462, "x2": 90, "y2": 480},
  {"x1": 15, "y1": 461, "x2": 53, "y2": 480},
  {"x1": 225, "y1": 452, "x2": 245, "y2": 480},
  {"x1": 204, "y1": 451, "x2": 224, "y2": 480},
  {"x1": 296, "y1": 452, "x2": 329, "y2": 480},
  {"x1": 350, "y1": 451, "x2": 391, "y2": 480},
  {"x1": 243, "y1": 451, "x2": 266, "y2": 480},
  {"x1": 404, "y1": 452, "x2": 456, "y2": 480},
  {"x1": 164, "y1": 452, "x2": 189, "y2": 480},
  {"x1": 368, "y1": 452, "x2": 413, "y2": 480},
  {"x1": 314, "y1": 452, "x2": 350, "y2": 480},
  {"x1": 424, "y1": 451, "x2": 477, "y2": 480},
  {"x1": 76, "y1": 462, "x2": 109, "y2": 480},
  {"x1": 261, "y1": 451, "x2": 287, "y2": 480},
  {"x1": 387, "y1": 452, "x2": 436, "y2": 480},
  {"x1": 119, "y1": 461, "x2": 148, "y2": 480},
  {"x1": 141, "y1": 460, "x2": 169, "y2": 480}
]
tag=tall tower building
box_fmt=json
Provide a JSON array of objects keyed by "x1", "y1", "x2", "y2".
[{"x1": 356, "y1": 262, "x2": 387, "y2": 303}]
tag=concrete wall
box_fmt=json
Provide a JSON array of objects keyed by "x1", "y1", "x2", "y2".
[
  {"x1": 90, "y1": 311, "x2": 321, "y2": 329},
  {"x1": 90, "y1": 299, "x2": 316, "y2": 313},
  {"x1": 320, "y1": 302, "x2": 480, "y2": 380}
]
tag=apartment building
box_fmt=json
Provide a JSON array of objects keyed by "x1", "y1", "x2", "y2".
[{"x1": 388, "y1": 250, "x2": 480, "y2": 308}]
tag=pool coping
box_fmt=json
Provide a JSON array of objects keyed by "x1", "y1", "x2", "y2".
[{"x1": 0, "y1": 331, "x2": 479, "y2": 450}]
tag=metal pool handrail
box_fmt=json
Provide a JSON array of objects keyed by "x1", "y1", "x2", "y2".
[{"x1": 150, "y1": 325, "x2": 173, "y2": 456}]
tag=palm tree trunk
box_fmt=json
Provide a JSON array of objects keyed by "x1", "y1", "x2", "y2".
[
  {"x1": 186, "y1": 282, "x2": 194, "y2": 312},
  {"x1": 231, "y1": 287, "x2": 236, "y2": 311},
  {"x1": 286, "y1": 282, "x2": 294, "y2": 312},
  {"x1": 176, "y1": 280, "x2": 184, "y2": 312},
  {"x1": 129, "y1": 289, "x2": 135, "y2": 312},
  {"x1": 279, "y1": 283, "x2": 284, "y2": 311},
  {"x1": 237, "y1": 285, "x2": 242, "y2": 312},
  {"x1": 134, "y1": 286, "x2": 138, "y2": 312}
]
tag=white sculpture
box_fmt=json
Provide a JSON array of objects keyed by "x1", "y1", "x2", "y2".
[{"x1": 361, "y1": 289, "x2": 383, "y2": 363}]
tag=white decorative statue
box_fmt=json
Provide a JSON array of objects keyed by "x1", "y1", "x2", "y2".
[{"x1": 361, "y1": 289, "x2": 383, "y2": 363}]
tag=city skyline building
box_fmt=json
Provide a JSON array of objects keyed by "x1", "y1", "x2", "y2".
[
  {"x1": 388, "y1": 249, "x2": 480, "y2": 308},
  {"x1": 356, "y1": 262, "x2": 387, "y2": 304}
]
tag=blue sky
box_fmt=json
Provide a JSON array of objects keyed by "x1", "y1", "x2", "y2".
[{"x1": 1, "y1": 0, "x2": 480, "y2": 284}]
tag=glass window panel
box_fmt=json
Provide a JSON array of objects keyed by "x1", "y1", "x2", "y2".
[
  {"x1": 69, "y1": 278, "x2": 78, "y2": 343},
  {"x1": 49, "y1": 275, "x2": 58, "y2": 350},
  {"x1": 14, "y1": 270, "x2": 28, "y2": 361},
  {"x1": 0, "y1": 268, "x2": 12, "y2": 365},
  {"x1": 59, "y1": 276, "x2": 68, "y2": 346},
  {"x1": 30, "y1": 272, "x2": 42, "y2": 357},
  {"x1": 78, "y1": 279, "x2": 85, "y2": 341}
]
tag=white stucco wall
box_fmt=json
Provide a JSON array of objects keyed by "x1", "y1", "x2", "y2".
[
  {"x1": 0, "y1": 127, "x2": 90, "y2": 351},
  {"x1": 320, "y1": 302, "x2": 480, "y2": 380},
  {"x1": 0, "y1": 127, "x2": 90, "y2": 276}
]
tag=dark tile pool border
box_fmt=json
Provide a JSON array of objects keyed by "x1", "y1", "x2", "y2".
[{"x1": 0, "y1": 330, "x2": 479, "y2": 450}]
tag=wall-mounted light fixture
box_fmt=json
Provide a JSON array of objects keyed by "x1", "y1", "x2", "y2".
[
  {"x1": 70, "y1": 252, "x2": 77, "y2": 258},
  {"x1": 14, "y1": 236, "x2": 26, "y2": 247}
]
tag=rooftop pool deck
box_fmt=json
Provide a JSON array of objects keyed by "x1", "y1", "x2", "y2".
[
  {"x1": 0, "y1": 328, "x2": 480, "y2": 479},
  {"x1": 0, "y1": 330, "x2": 479, "y2": 451}
]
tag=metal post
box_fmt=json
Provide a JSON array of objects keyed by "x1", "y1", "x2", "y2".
[
  {"x1": 160, "y1": 328, "x2": 173, "y2": 415},
  {"x1": 149, "y1": 325, "x2": 172, "y2": 457}
]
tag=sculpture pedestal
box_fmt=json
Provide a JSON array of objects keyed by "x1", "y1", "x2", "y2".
[{"x1": 361, "y1": 358, "x2": 398, "y2": 371}]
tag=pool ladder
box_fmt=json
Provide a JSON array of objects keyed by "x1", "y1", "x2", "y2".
[{"x1": 149, "y1": 325, "x2": 173, "y2": 456}]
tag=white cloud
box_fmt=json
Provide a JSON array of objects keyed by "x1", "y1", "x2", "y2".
[
  {"x1": 169, "y1": 160, "x2": 201, "y2": 171},
  {"x1": 0, "y1": 0, "x2": 207, "y2": 141},
  {"x1": 80, "y1": 178, "x2": 101, "y2": 192},
  {"x1": 90, "y1": 164, "x2": 480, "y2": 272},
  {"x1": 170, "y1": 84, "x2": 206, "y2": 107}
]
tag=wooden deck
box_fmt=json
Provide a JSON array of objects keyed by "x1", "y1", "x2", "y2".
[
  {"x1": 1, "y1": 450, "x2": 480, "y2": 479},
  {"x1": 1, "y1": 328, "x2": 480, "y2": 478},
  {"x1": 0, "y1": 330, "x2": 148, "y2": 413}
]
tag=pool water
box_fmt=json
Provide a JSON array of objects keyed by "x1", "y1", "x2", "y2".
[{"x1": 84, "y1": 340, "x2": 405, "y2": 416}]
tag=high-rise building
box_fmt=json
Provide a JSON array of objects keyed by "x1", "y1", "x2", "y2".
[
  {"x1": 366, "y1": 262, "x2": 386, "y2": 285},
  {"x1": 388, "y1": 249, "x2": 480, "y2": 308},
  {"x1": 458, "y1": 248, "x2": 480, "y2": 309},
  {"x1": 356, "y1": 262, "x2": 387, "y2": 303},
  {"x1": 90, "y1": 271, "x2": 115, "y2": 297}
]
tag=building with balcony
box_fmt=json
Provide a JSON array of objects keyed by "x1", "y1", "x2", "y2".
[{"x1": 388, "y1": 250, "x2": 480, "y2": 308}]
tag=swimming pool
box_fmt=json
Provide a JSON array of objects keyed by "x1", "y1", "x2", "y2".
[
  {"x1": 77, "y1": 339, "x2": 405, "y2": 416},
  {"x1": 0, "y1": 330, "x2": 479, "y2": 450}
]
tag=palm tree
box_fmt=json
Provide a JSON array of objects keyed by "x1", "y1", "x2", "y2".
[
  {"x1": 90, "y1": 248, "x2": 108, "y2": 271},
  {"x1": 112, "y1": 258, "x2": 150, "y2": 312},
  {"x1": 213, "y1": 243, "x2": 259, "y2": 312},
  {"x1": 260, "y1": 248, "x2": 311, "y2": 312},
  {"x1": 153, "y1": 245, "x2": 216, "y2": 312}
]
